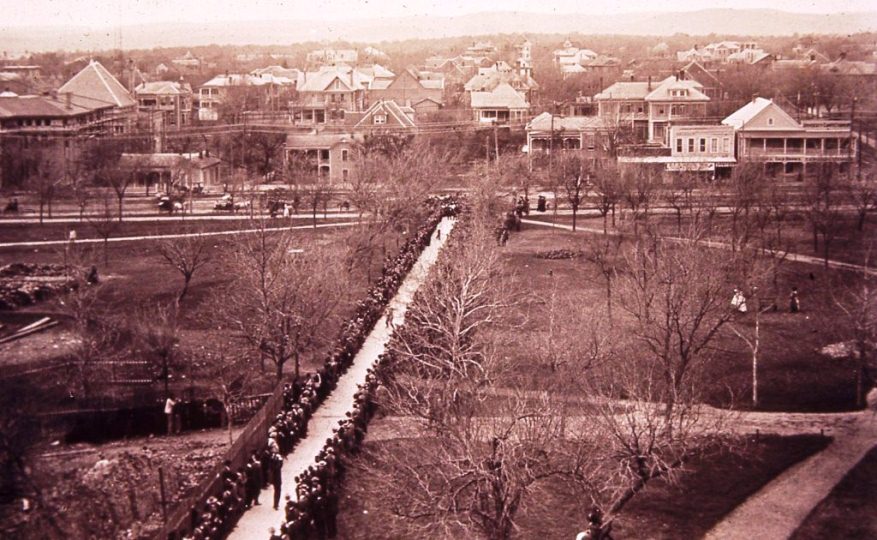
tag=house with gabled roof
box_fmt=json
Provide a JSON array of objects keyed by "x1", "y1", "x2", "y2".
[
  {"x1": 525, "y1": 112, "x2": 611, "y2": 157},
  {"x1": 595, "y1": 75, "x2": 710, "y2": 145},
  {"x1": 471, "y1": 83, "x2": 529, "y2": 124},
  {"x1": 134, "y1": 80, "x2": 192, "y2": 129},
  {"x1": 293, "y1": 66, "x2": 369, "y2": 124},
  {"x1": 197, "y1": 73, "x2": 293, "y2": 121},
  {"x1": 722, "y1": 97, "x2": 855, "y2": 177},
  {"x1": 680, "y1": 60, "x2": 723, "y2": 100},
  {"x1": 644, "y1": 76, "x2": 710, "y2": 144},
  {"x1": 351, "y1": 100, "x2": 417, "y2": 132},
  {"x1": 368, "y1": 68, "x2": 444, "y2": 113},
  {"x1": 285, "y1": 131, "x2": 363, "y2": 184},
  {"x1": 58, "y1": 60, "x2": 137, "y2": 133}
]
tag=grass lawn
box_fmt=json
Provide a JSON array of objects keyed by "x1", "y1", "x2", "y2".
[
  {"x1": 524, "y1": 211, "x2": 876, "y2": 268},
  {"x1": 495, "y1": 226, "x2": 866, "y2": 412},
  {"x1": 1, "y1": 223, "x2": 378, "y2": 411},
  {"x1": 790, "y1": 446, "x2": 877, "y2": 540},
  {"x1": 334, "y1": 434, "x2": 830, "y2": 539}
]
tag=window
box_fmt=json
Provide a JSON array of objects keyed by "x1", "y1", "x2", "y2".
[
  {"x1": 341, "y1": 149, "x2": 348, "y2": 162},
  {"x1": 374, "y1": 114, "x2": 387, "y2": 125},
  {"x1": 342, "y1": 169, "x2": 349, "y2": 181},
  {"x1": 688, "y1": 138, "x2": 695, "y2": 153},
  {"x1": 711, "y1": 138, "x2": 718, "y2": 152},
  {"x1": 767, "y1": 117, "x2": 774, "y2": 126},
  {"x1": 659, "y1": 108, "x2": 665, "y2": 115},
  {"x1": 699, "y1": 138, "x2": 706, "y2": 152},
  {"x1": 723, "y1": 138, "x2": 730, "y2": 152},
  {"x1": 676, "y1": 138, "x2": 683, "y2": 153},
  {"x1": 320, "y1": 149, "x2": 330, "y2": 161}
]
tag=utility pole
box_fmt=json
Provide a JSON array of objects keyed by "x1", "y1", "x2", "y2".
[
  {"x1": 848, "y1": 97, "x2": 856, "y2": 180},
  {"x1": 494, "y1": 124, "x2": 500, "y2": 165}
]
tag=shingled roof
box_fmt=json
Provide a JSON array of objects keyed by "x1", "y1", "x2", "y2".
[{"x1": 59, "y1": 60, "x2": 136, "y2": 110}]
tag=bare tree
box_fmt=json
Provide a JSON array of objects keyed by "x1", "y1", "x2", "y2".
[
  {"x1": 156, "y1": 228, "x2": 212, "y2": 305},
  {"x1": 725, "y1": 162, "x2": 766, "y2": 253},
  {"x1": 590, "y1": 160, "x2": 621, "y2": 234},
  {"x1": 725, "y1": 251, "x2": 783, "y2": 408},
  {"x1": 86, "y1": 196, "x2": 120, "y2": 267},
  {"x1": 616, "y1": 231, "x2": 736, "y2": 418},
  {"x1": 371, "y1": 224, "x2": 584, "y2": 540},
  {"x1": 559, "y1": 152, "x2": 592, "y2": 232},
  {"x1": 806, "y1": 163, "x2": 843, "y2": 267},
  {"x1": 663, "y1": 172, "x2": 698, "y2": 234},
  {"x1": 832, "y1": 248, "x2": 877, "y2": 408},
  {"x1": 221, "y1": 222, "x2": 344, "y2": 381},
  {"x1": 619, "y1": 164, "x2": 657, "y2": 237},
  {"x1": 188, "y1": 346, "x2": 255, "y2": 445},
  {"x1": 848, "y1": 162, "x2": 877, "y2": 232},
  {"x1": 135, "y1": 303, "x2": 180, "y2": 398},
  {"x1": 569, "y1": 358, "x2": 731, "y2": 537},
  {"x1": 584, "y1": 234, "x2": 624, "y2": 321}
]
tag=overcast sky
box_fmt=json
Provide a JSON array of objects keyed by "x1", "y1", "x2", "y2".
[{"x1": 1, "y1": 0, "x2": 873, "y2": 27}]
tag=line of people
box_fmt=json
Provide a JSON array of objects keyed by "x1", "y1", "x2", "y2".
[
  {"x1": 176, "y1": 198, "x2": 460, "y2": 540},
  {"x1": 269, "y1": 200, "x2": 466, "y2": 539}
]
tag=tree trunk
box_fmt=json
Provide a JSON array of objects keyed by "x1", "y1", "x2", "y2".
[
  {"x1": 752, "y1": 312, "x2": 760, "y2": 408},
  {"x1": 178, "y1": 276, "x2": 191, "y2": 305},
  {"x1": 606, "y1": 279, "x2": 613, "y2": 321}
]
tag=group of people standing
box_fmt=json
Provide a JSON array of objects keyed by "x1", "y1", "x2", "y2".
[{"x1": 177, "y1": 197, "x2": 460, "y2": 540}]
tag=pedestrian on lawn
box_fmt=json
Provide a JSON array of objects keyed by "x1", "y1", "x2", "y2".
[
  {"x1": 164, "y1": 394, "x2": 177, "y2": 436},
  {"x1": 790, "y1": 287, "x2": 800, "y2": 313}
]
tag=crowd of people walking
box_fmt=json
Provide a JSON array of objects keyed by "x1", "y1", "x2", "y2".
[{"x1": 175, "y1": 196, "x2": 460, "y2": 540}]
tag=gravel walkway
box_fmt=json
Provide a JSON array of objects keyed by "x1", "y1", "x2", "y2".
[{"x1": 227, "y1": 217, "x2": 456, "y2": 540}]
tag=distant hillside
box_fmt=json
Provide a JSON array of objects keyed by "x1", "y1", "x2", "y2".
[{"x1": 2, "y1": 9, "x2": 876, "y2": 53}]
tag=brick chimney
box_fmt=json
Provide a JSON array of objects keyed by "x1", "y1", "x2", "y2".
[
  {"x1": 64, "y1": 92, "x2": 72, "y2": 109},
  {"x1": 647, "y1": 76, "x2": 652, "y2": 91}
]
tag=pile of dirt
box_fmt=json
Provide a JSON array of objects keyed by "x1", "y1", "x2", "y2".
[
  {"x1": 0, "y1": 263, "x2": 76, "y2": 310},
  {"x1": 5, "y1": 435, "x2": 230, "y2": 539}
]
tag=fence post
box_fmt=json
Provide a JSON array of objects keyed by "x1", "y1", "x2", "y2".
[{"x1": 159, "y1": 466, "x2": 168, "y2": 525}]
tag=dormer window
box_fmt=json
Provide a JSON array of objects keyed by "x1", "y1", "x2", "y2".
[{"x1": 374, "y1": 114, "x2": 387, "y2": 125}]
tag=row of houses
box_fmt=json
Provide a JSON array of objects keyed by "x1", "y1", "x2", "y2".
[{"x1": 527, "y1": 95, "x2": 855, "y2": 179}]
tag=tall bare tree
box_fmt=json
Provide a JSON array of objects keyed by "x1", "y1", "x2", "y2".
[
  {"x1": 156, "y1": 228, "x2": 212, "y2": 305},
  {"x1": 616, "y1": 231, "x2": 736, "y2": 418},
  {"x1": 221, "y1": 222, "x2": 344, "y2": 381}
]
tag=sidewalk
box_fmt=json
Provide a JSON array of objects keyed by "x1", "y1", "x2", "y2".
[
  {"x1": 227, "y1": 217, "x2": 456, "y2": 539},
  {"x1": 704, "y1": 411, "x2": 877, "y2": 540},
  {"x1": 0, "y1": 220, "x2": 359, "y2": 249}
]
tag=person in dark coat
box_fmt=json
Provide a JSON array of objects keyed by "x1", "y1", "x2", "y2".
[
  {"x1": 271, "y1": 451, "x2": 283, "y2": 510},
  {"x1": 790, "y1": 287, "x2": 800, "y2": 313},
  {"x1": 246, "y1": 455, "x2": 262, "y2": 507}
]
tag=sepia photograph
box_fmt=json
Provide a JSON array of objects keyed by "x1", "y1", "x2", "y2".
[{"x1": 0, "y1": 1, "x2": 875, "y2": 538}]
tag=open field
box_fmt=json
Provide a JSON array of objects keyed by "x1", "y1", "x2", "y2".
[
  {"x1": 495, "y1": 226, "x2": 867, "y2": 412},
  {"x1": 523, "y1": 210, "x2": 876, "y2": 268}
]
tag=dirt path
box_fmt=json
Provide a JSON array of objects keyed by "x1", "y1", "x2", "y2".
[
  {"x1": 704, "y1": 410, "x2": 877, "y2": 540},
  {"x1": 521, "y1": 218, "x2": 877, "y2": 276},
  {"x1": 226, "y1": 218, "x2": 456, "y2": 540}
]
